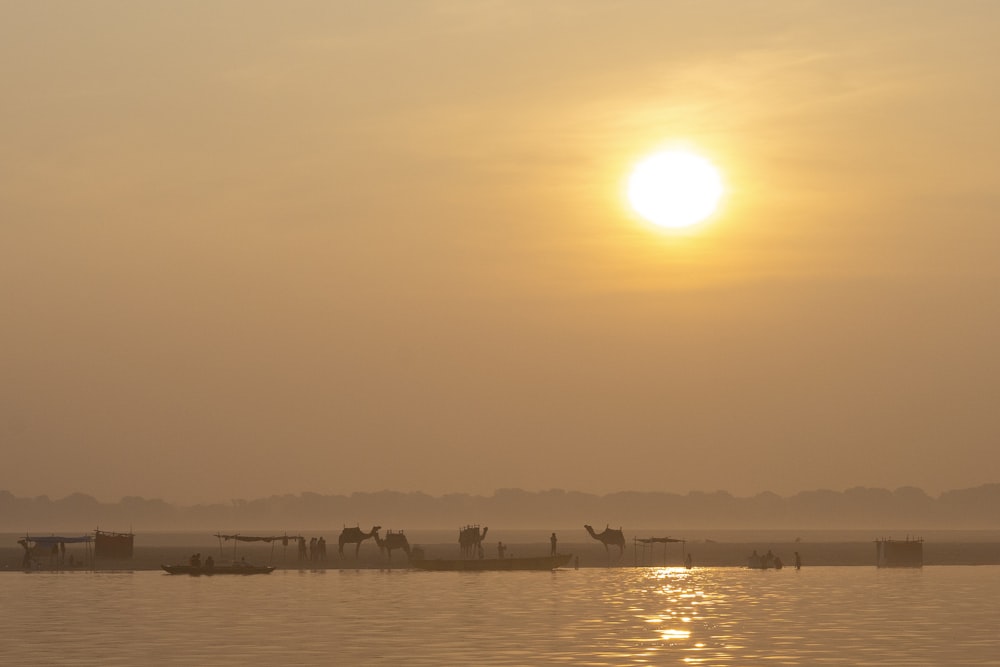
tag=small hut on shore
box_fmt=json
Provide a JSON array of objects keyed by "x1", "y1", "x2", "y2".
[{"x1": 875, "y1": 537, "x2": 923, "y2": 568}]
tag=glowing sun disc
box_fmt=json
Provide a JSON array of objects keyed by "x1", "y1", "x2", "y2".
[{"x1": 628, "y1": 151, "x2": 723, "y2": 228}]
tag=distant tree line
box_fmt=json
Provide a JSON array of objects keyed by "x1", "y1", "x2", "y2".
[{"x1": 1, "y1": 484, "x2": 998, "y2": 532}]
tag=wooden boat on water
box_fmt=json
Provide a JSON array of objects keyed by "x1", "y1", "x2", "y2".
[
  {"x1": 410, "y1": 553, "x2": 572, "y2": 572},
  {"x1": 746, "y1": 550, "x2": 783, "y2": 570},
  {"x1": 161, "y1": 532, "x2": 301, "y2": 575},
  {"x1": 161, "y1": 563, "x2": 275, "y2": 575}
]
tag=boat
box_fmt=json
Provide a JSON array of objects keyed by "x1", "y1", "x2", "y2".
[
  {"x1": 161, "y1": 563, "x2": 275, "y2": 575},
  {"x1": 161, "y1": 532, "x2": 301, "y2": 574},
  {"x1": 746, "y1": 561, "x2": 782, "y2": 570},
  {"x1": 410, "y1": 553, "x2": 572, "y2": 571}
]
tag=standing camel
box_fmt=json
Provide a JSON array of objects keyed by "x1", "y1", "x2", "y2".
[
  {"x1": 373, "y1": 530, "x2": 411, "y2": 564},
  {"x1": 458, "y1": 525, "x2": 488, "y2": 558},
  {"x1": 338, "y1": 525, "x2": 381, "y2": 558},
  {"x1": 584, "y1": 524, "x2": 626, "y2": 561}
]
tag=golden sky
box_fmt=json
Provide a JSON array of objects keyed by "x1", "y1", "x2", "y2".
[{"x1": 2, "y1": 1, "x2": 999, "y2": 502}]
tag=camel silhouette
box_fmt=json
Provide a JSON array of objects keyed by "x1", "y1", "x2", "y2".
[
  {"x1": 373, "y1": 529, "x2": 411, "y2": 563},
  {"x1": 338, "y1": 525, "x2": 381, "y2": 558},
  {"x1": 458, "y1": 525, "x2": 488, "y2": 558},
  {"x1": 584, "y1": 524, "x2": 625, "y2": 561}
]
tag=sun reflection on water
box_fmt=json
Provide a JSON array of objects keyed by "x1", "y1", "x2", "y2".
[{"x1": 606, "y1": 567, "x2": 712, "y2": 660}]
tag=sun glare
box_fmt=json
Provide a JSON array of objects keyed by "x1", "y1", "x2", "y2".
[{"x1": 628, "y1": 150, "x2": 723, "y2": 229}]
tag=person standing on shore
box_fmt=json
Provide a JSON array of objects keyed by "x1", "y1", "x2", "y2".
[
  {"x1": 550, "y1": 532, "x2": 558, "y2": 555},
  {"x1": 18, "y1": 539, "x2": 32, "y2": 569}
]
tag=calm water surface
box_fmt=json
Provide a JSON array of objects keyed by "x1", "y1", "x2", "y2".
[{"x1": 2, "y1": 566, "x2": 998, "y2": 665}]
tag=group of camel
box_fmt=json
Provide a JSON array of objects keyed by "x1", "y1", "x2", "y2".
[
  {"x1": 336, "y1": 525, "x2": 489, "y2": 561},
  {"x1": 337, "y1": 524, "x2": 627, "y2": 562},
  {"x1": 337, "y1": 525, "x2": 411, "y2": 562}
]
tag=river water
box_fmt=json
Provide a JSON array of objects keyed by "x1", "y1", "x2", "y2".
[{"x1": 2, "y1": 566, "x2": 997, "y2": 665}]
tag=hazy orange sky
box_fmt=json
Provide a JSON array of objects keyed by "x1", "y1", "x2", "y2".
[{"x1": 3, "y1": 2, "x2": 999, "y2": 503}]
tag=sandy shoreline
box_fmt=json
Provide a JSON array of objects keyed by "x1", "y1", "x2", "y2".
[{"x1": 4, "y1": 538, "x2": 1000, "y2": 572}]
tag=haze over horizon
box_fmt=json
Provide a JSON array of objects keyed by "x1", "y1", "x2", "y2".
[
  {"x1": 5, "y1": 481, "x2": 1000, "y2": 509},
  {"x1": 3, "y1": 3, "x2": 999, "y2": 506}
]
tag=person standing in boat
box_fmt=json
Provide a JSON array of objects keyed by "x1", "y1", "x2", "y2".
[{"x1": 550, "y1": 532, "x2": 558, "y2": 556}]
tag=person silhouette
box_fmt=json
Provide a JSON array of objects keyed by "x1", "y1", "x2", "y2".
[
  {"x1": 18, "y1": 539, "x2": 31, "y2": 569},
  {"x1": 550, "y1": 532, "x2": 558, "y2": 556}
]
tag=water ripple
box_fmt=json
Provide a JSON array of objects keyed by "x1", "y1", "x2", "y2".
[{"x1": 2, "y1": 567, "x2": 999, "y2": 665}]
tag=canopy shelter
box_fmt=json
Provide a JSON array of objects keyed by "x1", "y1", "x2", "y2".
[
  {"x1": 25, "y1": 535, "x2": 92, "y2": 545},
  {"x1": 213, "y1": 533, "x2": 305, "y2": 564},
  {"x1": 20, "y1": 534, "x2": 93, "y2": 569},
  {"x1": 214, "y1": 534, "x2": 302, "y2": 543},
  {"x1": 633, "y1": 536, "x2": 687, "y2": 567}
]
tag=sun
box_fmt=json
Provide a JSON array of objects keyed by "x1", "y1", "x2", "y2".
[{"x1": 628, "y1": 150, "x2": 723, "y2": 229}]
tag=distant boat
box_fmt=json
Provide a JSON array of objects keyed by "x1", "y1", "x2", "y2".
[
  {"x1": 410, "y1": 553, "x2": 572, "y2": 572},
  {"x1": 746, "y1": 561, "x2": 782, "y2": 570},
  {"x1": 161, "y1": 564, "x2": 275, "y2": 575},
  {"x1": 746, "y1": 551, "x2": 783, "y2": 570}
]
